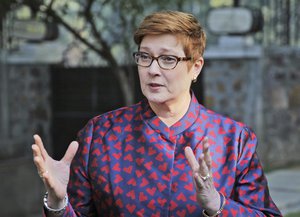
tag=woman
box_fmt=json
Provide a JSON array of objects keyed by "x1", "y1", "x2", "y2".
[{"x1": 32, "y1": 10, "x2": 282, "y2": 216}]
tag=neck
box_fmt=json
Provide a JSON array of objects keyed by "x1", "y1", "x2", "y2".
[{"x1": 149, "y1": 93, "x2": 192, "y2": 127}]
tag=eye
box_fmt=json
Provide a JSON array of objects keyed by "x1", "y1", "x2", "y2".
[
  {"x1": 160, "y1": 55, "x2": 177, "y2": 63},
  {"x1": 139, "y1": 52, "x2": 151, "y2": 60}
]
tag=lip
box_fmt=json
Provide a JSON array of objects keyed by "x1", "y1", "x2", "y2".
[
  {"x1": 149, "y1": 82, "x2": 163, "y2": 87},
  {"x1": 148, "y1": 82, "x2": 164, "y2": 90}
]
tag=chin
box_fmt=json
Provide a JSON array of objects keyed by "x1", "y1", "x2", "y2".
[{"x1": 143, "y1": 92, "x2": 168, "y2": 104}]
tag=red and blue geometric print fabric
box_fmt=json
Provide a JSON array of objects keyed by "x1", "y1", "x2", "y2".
[{"x1": 62, "y1": 93, "x2": 281, "y2": 217}]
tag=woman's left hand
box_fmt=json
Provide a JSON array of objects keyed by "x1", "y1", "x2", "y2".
[{"x1": 184, "y1": 137, "x2": 221, "y2": 215}]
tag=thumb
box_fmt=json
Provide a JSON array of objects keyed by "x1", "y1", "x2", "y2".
[{"x1": 62, "y1": 141, "x2": 79, "y2": 165}]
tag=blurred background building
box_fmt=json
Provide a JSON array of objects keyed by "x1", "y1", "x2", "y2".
[{"x1": 0, "y1": 0, "x2": 299, "y2": 216}]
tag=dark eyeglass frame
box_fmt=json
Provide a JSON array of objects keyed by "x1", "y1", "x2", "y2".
[{"x1": 133, "y1": 51, "x2": 192, "y2": 70}]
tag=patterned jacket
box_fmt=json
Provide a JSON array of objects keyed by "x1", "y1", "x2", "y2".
[{"x1": 54, "y1": 93, "x2": 281, "y2": 217}]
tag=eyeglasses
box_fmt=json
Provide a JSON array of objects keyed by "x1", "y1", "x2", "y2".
[{"x1": 133, "y1": 51, "x2": 192, "y2": 70}]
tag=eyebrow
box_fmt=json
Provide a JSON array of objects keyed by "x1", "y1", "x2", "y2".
[{"x1": 139, "y1": 47, "x2": 183, "y2": 56}]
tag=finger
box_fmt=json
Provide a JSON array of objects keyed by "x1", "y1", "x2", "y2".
[
  {"x1": 32, "y1": 152, "x2": 51, "y2": 187},
  {"x1": 32, "y1": 143, "x2": 49, "y2": 174},
  {"x1": 33, "y1": 134, "x2": 49, "y2": 160},
  {"x1": 32, "y1": 147, "x2": 47, "y2": 176},
  {"x1": 194, "y1": 173, "x2": 204, "y2": 191},
  {"x1": 32, "y1": 145, "x2": 45, "y2": 168},
  {"x1": 202, "y1": 137, "x2": 212, "y2": 171},
  {"x1": 184, "y1": 146, "x2": 199, "y2": 171},
  {"x1": 32, "y1": 143, "x2": 42, "y2": 158},
  {"x1": 62, "y1": 141, "x2": 79, "y2": 165},
  {"x1": 32, "y1": 155, "x2": 44, "y2": 172},
  {"x1": 198, "y1": 153, "x2": 210, "y2": 177},
  {"x1": 185, "y1": 147, "x2": 205, "y2": 191}
]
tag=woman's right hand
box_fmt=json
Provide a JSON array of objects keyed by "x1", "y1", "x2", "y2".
[{"x1": 32, "y1": 134, "x2": 79, "y2": 209}]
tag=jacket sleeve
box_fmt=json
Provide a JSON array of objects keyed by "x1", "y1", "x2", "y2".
[
  {"x1": 62, "y1": 118, "x2": 97, "y2": 217},
  {"x1": 220, "y1": 127, "x2": 282, "y2": 216}
]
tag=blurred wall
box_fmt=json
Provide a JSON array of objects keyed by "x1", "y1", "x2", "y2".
[
  {"x1": 0, "y1": 64, "x2": 51, "y2": 217},
  {"x1": 262, "y1": 47, "x2": 300, "y2": 168}
]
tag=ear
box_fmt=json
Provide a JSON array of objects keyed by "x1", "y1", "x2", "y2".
[{"x1": 192, "y1": 57, "x2": 204, "y2": 79}]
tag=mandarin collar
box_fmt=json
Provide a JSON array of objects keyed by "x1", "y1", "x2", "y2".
[{"x1": 141, "y1": 92, "x2": 200, "y2": 138}]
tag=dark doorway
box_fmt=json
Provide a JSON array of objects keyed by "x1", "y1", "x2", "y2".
[{"x1": 50, "y1": 66, "x2": 130, "y2": 159}]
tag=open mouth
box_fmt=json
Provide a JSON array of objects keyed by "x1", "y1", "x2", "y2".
[{"x1": 149, "y1": 83, "x2": 162, "y2": 87}]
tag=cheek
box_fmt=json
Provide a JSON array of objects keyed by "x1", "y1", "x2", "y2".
[
  {"x1": 169, "y1": 71, "x2": 191, "y2": 87},
  {"x1": 138, "y1": 72, "x2": 148, "y2": 92},
  {"x1": 138, "y1": 71, "x2": 145, "y2": 83}
]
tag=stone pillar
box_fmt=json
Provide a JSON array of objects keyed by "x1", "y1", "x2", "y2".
[
  {"x1": 203, "y1": 36, "x2": 266, "y2": 163},
  {"x1": 204, "y1": 36, "x2": 263, "y2": 131},
  {"x1": 262, "y1": 47, "x2": 300, "y2": 168}
]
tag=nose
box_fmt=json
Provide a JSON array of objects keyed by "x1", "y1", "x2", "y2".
[{"x1": 147, "y1": 59, "x2": 161, "y2": 76}]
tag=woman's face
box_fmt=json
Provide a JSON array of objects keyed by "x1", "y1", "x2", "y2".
[{"x1": 138, "y1": 34, "x2": 203, "y2": 106}]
